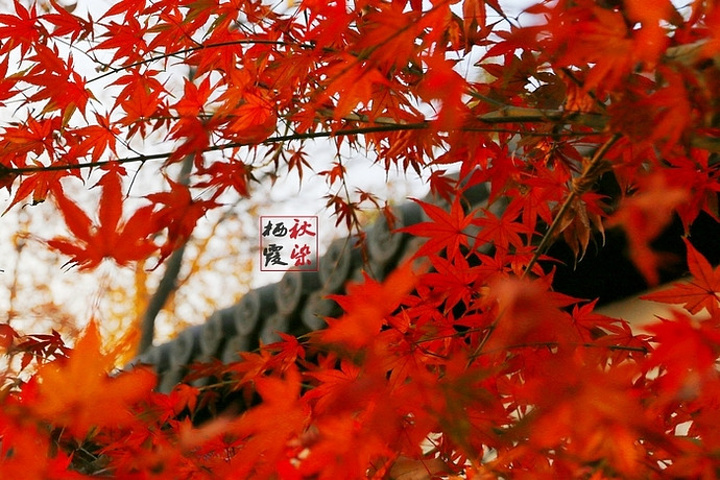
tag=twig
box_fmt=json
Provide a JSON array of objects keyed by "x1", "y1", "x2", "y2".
[
  {"x1": 469, "y1": 340, "x2": 650, "y2": 360},
  {"x1": 523, "y1": 133, "x2": 621, "y2": 278}
]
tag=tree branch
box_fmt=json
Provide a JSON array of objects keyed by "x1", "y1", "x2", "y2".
[
  {"x1": 523, "y1": 133, "x2": 622, "y2": 277},
  {"x1": 4, "y1": 105, "x2": 719, "y2": 181},
  {"x1": 137, "y1": 154, "x2": 194, "y2": 354},
  {"x1": 88, "y1": 39, "x2": 314, "y2": 84}
]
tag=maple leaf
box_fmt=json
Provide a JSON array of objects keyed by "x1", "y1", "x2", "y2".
[
  {"x1": 0, "y1": 163, "x2": 17, "y2": 193},
  {"x1": 263, "y1": 332, "x2": 307, "y2": 372},
  {"x1": 570, "y1": 299, "x2": 619, "y2": 342},
  {"x1": 173, "y1": 76, "x2": 212, "y2": 117},
  {"x1": 166, "y1": 115, "x2": 211, "y2": 164},
  {"x1": 644, "y1": 311, "x2": 720, "y2": 396},
  {"x1": 473, "y1": 199, "x2": 532, "y2": 253},
  {"x1": 101, "y1": 0, "x2": 146, "y2": 20},
  {"x1": 424, "y1": 253, "x2": 480, "y2": 313},
  {"x1": 315, "y1": 53, "x2": 392, "y2": 121},
  {"x1": 0, "y1": 323, "x2": 18, "y2": 352},
  {"x1": 606, "y1": 172, "x2": 689, "y2": 285},
  {"x1": 641, "y1": 239, "x2": 720, "y2": 317},
  {"x1": 595, "y1": 319, "x2": 652, "y2": 365},
  {"x1": 15, "y1": 330, "x2": 70, "y2": 370},
  {"x1": 4, "y1": 166, "x2": 74, "y2": 213},
  {"x1": 44, "y1": 0, "x2": 93, "y2": 43},
  {"x1": 25, "y1": 320, "x2": 156, "y2": 439},
  {"x1": 302, "y1": 358, "x2": 361, "y2": 414},
  {"x1": 228, "y1": 367, "x2": 310, "y2": 478},
  {"x1": 417, "y1": 54, "x2": 469, "y2": 130},
  {"x1": 548, "y1": 4, "x2": 641, "y2": 93},
  {"x1": 112, "y1": 68, "x2": 167, "y2": 137},
  {"x1": 3, "y1": 116, "x2": 62, "y2": 159},
  {"x1": 318, "y1": 262, "x2": 419, "y2": 350},
  {"x1": 0, "y1": 0, "x2": 44, "y2": 58},
  {"x1": 75, "y1": 113, "x2": 121, "y2": 163},
  {"x1": 555, "y1": 191, "x2": 607, "y2": 261},
  {"x1": 319, "y1": 162, "x2": 346, "y2": 185},
  {"x1": 0, "y1": 414, "x2": 82, "y2": 479},
  {"x1": 0, "y1": 58, "x2": 19, "y2": 108},
  {"x1": 93, "y1": 16, "x2": 149, "y2": 64},
  {"x1": 462, "y1": 0, "x2": 487, "y2": 48},
  {"x1": 195, "y1": 159, "x2": 254, "y2": 198},
  {"x1": 324, "y1": 193, "x2": 360, "y2": 230},
  {"x1": 214, "y1": 86, "x2": 277, "y2": 145},
  {"x1": 520, "y1": 354, "x2": 657, "y2": 477},
  {"x1": 48, "y1": 165, "x2": 159, "y2": 270},
  {"x1": 665, "y1": 150, "x2": 720, "y2": 232},
  {"x1": 25, "y1": 44, "x2": 90, "y2": 120},
  {"x1": 146, "y1": 178, "x2": 219, "y2": 262},
  {"x1": 401, "y1": 198, "x2": 475, "y2": 260}
]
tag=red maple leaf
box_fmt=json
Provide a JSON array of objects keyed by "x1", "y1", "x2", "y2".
[
  {"x1": 606, "y1": 172, "x2": 688, "y2": 285},
  {"x1": 641, "y1": 239, "x2": 720, "y2": 317},
  {"x1": 644, "y1": 311, "x2": 720, "y2": 395},
  {"x1": 473, "y1": 199, "x2": 532, "y2": 253},
  {"x1": 0, "y1": 0, "x2": 43, "y2": 58},
  {"x1": 48, "y1": 164, "x2": 158, "y2": 270},
  {"x1": 318, "y1": 262, "x2": 419, "y2": 350},
  {"x1": 401, "y1": 198, "x2": 475, "y2": 260},
  {"x1": 75, "y1": 113, "x2": 121, "y2": 163},
  {"x1": 44, "y1": 0, "x2": 92, "y2": 42},
  {"x1": 146, "y1": 178, "x2": 219, "y2": 262},
  {"x1": 4, "y1": 166, "x2": 76, "y2": 212}
]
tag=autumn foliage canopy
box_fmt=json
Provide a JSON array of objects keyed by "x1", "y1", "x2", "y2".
[{"x1": 2, "y1": 0, "x2": 720, "y2": 477}]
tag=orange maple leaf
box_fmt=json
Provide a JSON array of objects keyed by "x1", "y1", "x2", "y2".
[
  {"x1": 25, "y1": 320, "x2": 156, "y2": 439},
  {"x1": 48, "y1": 164, "x2": 159, "y2": 270}
]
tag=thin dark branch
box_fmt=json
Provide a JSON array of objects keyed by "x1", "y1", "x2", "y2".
[
  {"x1": 137, "y1": 244, "x2": 186, "y2": 354},
  {"x1": 5, "y1": 106, "x2": 717, "y2": 178},
  {"x1": 523, "y1": 133, "x2": 622, "y2": 277},
  {"x1": 4, "y1": 123, "x2": 431, "y2": 175},
  {"x1": 89, "y1": 39, "x2": 313, "y2": 84},
  {"x1": 470, "y1": 340, "x2": 650, "y2": 359},
  {"x1": 137, "y1": 70, "x2": 197, "y2": 355}
]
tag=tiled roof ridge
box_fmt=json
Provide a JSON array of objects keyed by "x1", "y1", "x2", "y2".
[
  {"x1": 131, "y1": 183, "x2": 720, "y2": 394},
  {"x1": 133, "y1": 183, "x2": 491, "y2": 392}
]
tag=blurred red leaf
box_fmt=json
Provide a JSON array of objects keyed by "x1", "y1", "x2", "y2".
[
  {"x1": 319, "y1": 262, "x2": 419, "y2": 350},
  {"x1": 641, "y1": 239, "x2": 720, "y2": 317},
  {"x1": 26, "y1": 320, "x2": 156, "y2": 438}
]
